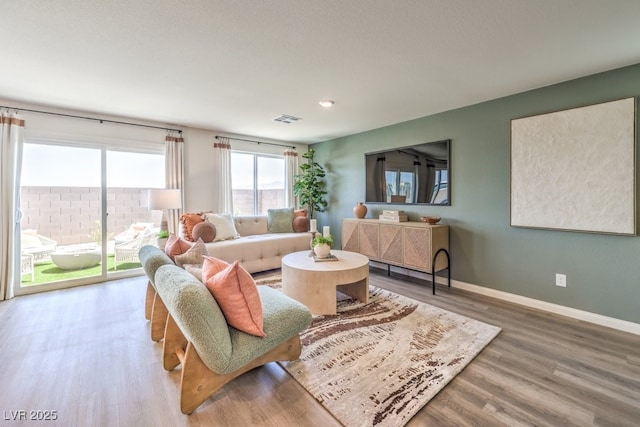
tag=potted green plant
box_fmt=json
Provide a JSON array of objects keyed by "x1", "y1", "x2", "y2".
[
  {"x1": 293, "y1": 148, "x2": 328, "y2": 219},
  {"x1": 312, "y1": 234, "x2": 333, "y2": 258},
  {"x1": 157, "y1": 230, "x2": 170, "y2": 250}
]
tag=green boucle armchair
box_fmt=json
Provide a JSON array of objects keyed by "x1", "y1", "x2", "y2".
[{"x1": 153, "y1": 264, "x2": 312, "y2": 414}]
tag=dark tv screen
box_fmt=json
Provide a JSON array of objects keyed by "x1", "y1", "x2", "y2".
[{"x1": 365, "y1": 139, "x2": 450, "y2": 205}]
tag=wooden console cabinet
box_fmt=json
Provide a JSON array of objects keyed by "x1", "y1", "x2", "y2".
[{"x1": 342, "y1": 219, "x2": 450, "y2": 292}]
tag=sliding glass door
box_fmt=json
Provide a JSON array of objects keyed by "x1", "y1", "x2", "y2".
[{"x1": 18, "y1": 141, "x2": 164, "y2": 294}]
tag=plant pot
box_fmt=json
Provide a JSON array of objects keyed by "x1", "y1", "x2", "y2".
[
  {"x1": 157, "y1": 238, "x2": 168, "y2": 250},
  {"x1": 313, "y1": 243, "x2": 331, "y2": 258}
]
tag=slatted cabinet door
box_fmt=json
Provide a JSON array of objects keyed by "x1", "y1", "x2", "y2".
[
  {"x1": 379, "y1": 224, "x2": 403, "y2": 266},
  {"x1": 358, "y1": 221, "x2": 379, "y2": 259},
  {"x1": 341, "y1": 220, "x2": 359, "y2": 252},
  {"x1": 403, "y1": 226, "x2": 432, "y2": 272}
]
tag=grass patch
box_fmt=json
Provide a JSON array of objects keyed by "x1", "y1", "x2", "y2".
[{"x1": 22, "y1": 255, "x2": 141, "y2": 286}]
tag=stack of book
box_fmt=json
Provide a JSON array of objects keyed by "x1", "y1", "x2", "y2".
[{"x1": 379, "y1": 210, "x2": 408, "y2": 222}]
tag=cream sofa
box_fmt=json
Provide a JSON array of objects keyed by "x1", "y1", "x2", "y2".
[{"x1": 201, "y1": 215, "x2": 311, "y2": 273}]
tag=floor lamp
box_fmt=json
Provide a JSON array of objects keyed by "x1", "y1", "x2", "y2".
[{"x1": 149, "y1": 189, "x2": 182, "y2": 234}]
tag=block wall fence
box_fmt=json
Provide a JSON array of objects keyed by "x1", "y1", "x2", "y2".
[
  {"x1": 20, "y1": 187, "x2": 285, "y2": 247},
  {"x1": 20, "y1": 186, "x2": 159, "y2": 246}
]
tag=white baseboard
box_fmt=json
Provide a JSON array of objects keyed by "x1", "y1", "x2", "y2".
[
  {"x1": 373, "y1": 262, "x2": 640, "y2": 336},
  {"x1": 447, "y1": 277, "x2": 640, "y2": 336}
]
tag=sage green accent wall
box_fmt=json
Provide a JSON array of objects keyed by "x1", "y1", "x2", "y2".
[{"x1": 313, "y1": 63, "x2": 640, "y2": 324}]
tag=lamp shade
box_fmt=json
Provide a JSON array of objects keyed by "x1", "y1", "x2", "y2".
[{"x1": 149, "y1": 189, "x2": 182, "y2": 210}]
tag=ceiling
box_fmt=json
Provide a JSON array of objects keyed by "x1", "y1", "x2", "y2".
[{"x1": 2, "y1": 1, "x2": 639, "y2": 144}]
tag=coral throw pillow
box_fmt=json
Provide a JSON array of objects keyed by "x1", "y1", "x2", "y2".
[
  {"x1": 201, "y1": 256, "x2": 230, "y2": 280},
  {"x1": 292, "y1": 209, "x2": 308, "y2": 232},
  {"x1": 292, "y1": 216, "x2": 309, "y2": 232},
  {"x1": 164, "y1": 234, "x2": 193, "y2": 261},
  {"x1": 180, "y1": 213, "x2": 204, "y2": 242},
  {"x1": 203, "y1": 260, "x2": 265, "y2": 337}
]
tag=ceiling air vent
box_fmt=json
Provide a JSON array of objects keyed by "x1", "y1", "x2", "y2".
[{"x1": 273, "y1": 114, "x2": 302, "y2": 124}]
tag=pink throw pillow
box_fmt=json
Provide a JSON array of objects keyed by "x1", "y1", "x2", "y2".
[
  {"x1": 201, "y1": 256, "x2": 230, "y2": 280},
  {"x1": 204, "y1": 260, "x2": 265, "y2": 337},
  {"x1": 164, "y1": 234, "x2": 193, "y2": 261}
]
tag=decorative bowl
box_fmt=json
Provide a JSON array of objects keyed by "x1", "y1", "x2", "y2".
[{"x1": 421, "y1": 216, "x2": 441, "y2": 224}]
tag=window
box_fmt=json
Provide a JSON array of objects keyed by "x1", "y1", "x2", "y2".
[
  {"x1": 431, "y1": 169, "x2": 448, "y2": 204},
  {"x1": 385, "y1": 169, "x2": 415, "y2": 203},
  {"x1": 19, "y1": 142, "x2": 164, "y2": 290},
  {"x1": 231, "y1": 152, "x2": 285, "y2": 215}
]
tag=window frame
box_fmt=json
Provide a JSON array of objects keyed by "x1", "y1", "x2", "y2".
[{"x1": 231, "y1": 150, "x2": 285, "y2": 216}]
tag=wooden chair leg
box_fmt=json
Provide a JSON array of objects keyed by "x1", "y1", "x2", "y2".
[
  {"x1": 150, "y1": 293, "x2": 169, "y2": 342},
  {"x1": 144, "y1": 281, "x2": 155, "y2": 320},
  {"x1": 178, "y1": 335, "x2": 303, "y2": 415},
  {"x1": 163, "y1": 314, "x2": 188, "y2": 371}
]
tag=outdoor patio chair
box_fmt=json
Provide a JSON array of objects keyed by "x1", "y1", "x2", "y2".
[
  {"x1": 21, "y1": 253, "x2": 34, "y2": 282},
  {"x1": 114, "y1": 222, "x2": 156, "y2": 245},
  {"x1": 114, "y1": 231, "x2": 157, "y2": 270},
  {"x1": 21, "y1": 229, "x2": 57, "y2": 264}
]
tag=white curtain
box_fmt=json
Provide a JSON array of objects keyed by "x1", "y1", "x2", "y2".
[
  {"x1": 165, "y1": 132, "x2": 184, "y2": 236},
  {"x1": 284, "y1": 149, "x2": 298, "y2": 208},
  {"x1": 0, "y1": 112, "x2": 25, "y2": 301},
  {"x1": 213, "y1": 137, "x2": 233, "y2": 213}
]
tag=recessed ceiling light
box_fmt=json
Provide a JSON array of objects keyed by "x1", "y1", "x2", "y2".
[{"x1": 319, "y1": 100, "x2": 335, "y2": 108}]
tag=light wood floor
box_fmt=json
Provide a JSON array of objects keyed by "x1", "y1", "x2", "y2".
[{"x1": 1, "y1": 269, "x2": 638, "y2": 426}]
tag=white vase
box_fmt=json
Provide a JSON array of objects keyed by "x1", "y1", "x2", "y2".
[
  {"x1": 313, "y1": 243, "x2": 331, "y2": 258},
  {"x1": 157, "y1": 238, "x2": 167, "y2": 250}
]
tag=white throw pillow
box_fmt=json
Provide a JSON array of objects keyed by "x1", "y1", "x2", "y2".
[{"x1": 203, "y1": 213, "x2": 240, "y2": 241}]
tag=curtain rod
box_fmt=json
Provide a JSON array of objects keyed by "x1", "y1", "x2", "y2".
[
  {"x1": 215, "y1": 135, "x2": 296, "y2": 150},
  {"x1": 0, "y1": 105, "x2": 183, "y2": 133}
]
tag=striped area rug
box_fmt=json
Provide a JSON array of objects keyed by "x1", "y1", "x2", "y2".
[{"x1": 256, "y1": 275, "x2": 501, "y2": 427}]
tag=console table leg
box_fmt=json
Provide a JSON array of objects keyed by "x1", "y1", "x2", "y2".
[{"x1": 431, "y1": 248, "x2": 451, "y2": 295}]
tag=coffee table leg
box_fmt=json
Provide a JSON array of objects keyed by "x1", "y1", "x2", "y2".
[
  {"x1": 282, "y1": 268, "x2": 338, "y2": 315},
  {"x1": 337, "y1": 277, "x2": 369, "y2": 305}
]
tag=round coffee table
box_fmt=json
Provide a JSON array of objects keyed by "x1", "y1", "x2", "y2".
[{"x1": 281, "y1": 250, "x2": 370, "y2": 315}]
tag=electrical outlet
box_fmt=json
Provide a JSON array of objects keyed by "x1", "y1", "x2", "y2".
[{"x1": 555, "y1": 273, "x2": 567, "y2": 287}]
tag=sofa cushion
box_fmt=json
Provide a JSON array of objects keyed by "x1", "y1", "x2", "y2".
[
  {"x1": 192, "y1": 221, "x2": 216, "y2": 243},
  {"x1": 267, "y1": 207, "x2": 294, "y2": 233},
  {"x1": 234, "y1": 216, "x2": 268, "y2": 236},
  {"x1": 165, "y1": 234, "x2": 194, "y2": 261},
  {"x1": 180, "y1": 213, "x2": 204, "y2": 242},
  {"x1": 204, "y1": 232, "x2": 311, "y2": 273},
  {"x1": 204, "y1": 213, "x2": 240, "y2": 241},
  {"x1": 203, "y1": 260, "x2": 265, "y2": 337},
  {"x1": 174, "y1": 238, "x2": 208, "y2": 268}
]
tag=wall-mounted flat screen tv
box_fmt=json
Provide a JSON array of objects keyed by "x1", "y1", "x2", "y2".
[{"x1": 365, "y1": 139, "x2": 450, "y2": 205}]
